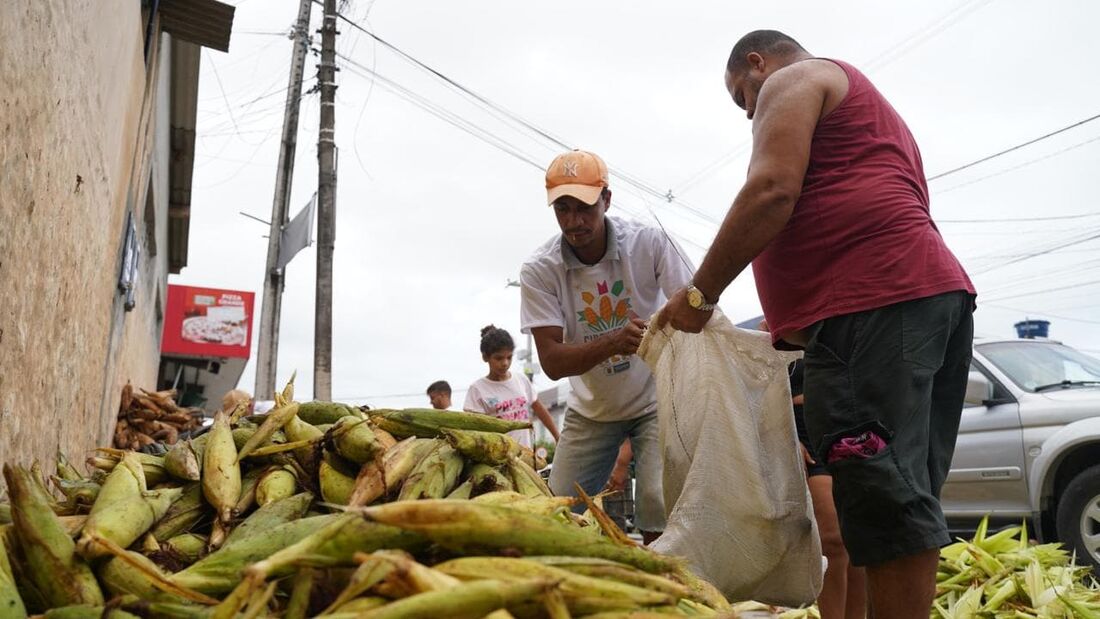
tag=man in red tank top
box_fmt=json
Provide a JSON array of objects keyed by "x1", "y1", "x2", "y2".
[{"x1": 657, "y1": 30, "x2": 976, "y2": 619}]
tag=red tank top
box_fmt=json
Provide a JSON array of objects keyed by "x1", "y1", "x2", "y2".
[{"x1": 752, "y1": 59, "x2": 974, "y2": 346}]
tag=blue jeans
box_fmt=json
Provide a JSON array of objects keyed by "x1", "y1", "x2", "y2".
[{"x1": 548, "y1": 409, "x2": 666, "y2": 532}]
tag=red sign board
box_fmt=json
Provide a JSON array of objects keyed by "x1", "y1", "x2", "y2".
[{"x1": 161, "y1": 285, "x2": 255, "y2": 359}]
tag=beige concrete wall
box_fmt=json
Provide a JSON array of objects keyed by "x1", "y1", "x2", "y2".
[{"x1": 0, "y1": 1, "x2": 166, "y2": 469}]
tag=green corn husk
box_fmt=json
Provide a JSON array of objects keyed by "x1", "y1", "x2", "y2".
[
  {"x1": 77, "y1": 486, "x2": 182, "y2": 560},
  {"x1": 298, "y1": 401, "x2": 362, "y2": 426},
  {"x1": 98, "y1": 550, "x2": 174, "y2": 599},
  {"x1": 397, "y1": 443, "x2": 464, "y2": 501},
  {"x1": 230, "y1": 427, "x2": 260, "y2": 452},
  {"x1": 355, "y1": 578, "x2": 553, "y2": 619},
  {"x1": 506, "y1": 457, "x2": 553, "y2": 497},
  {"x1": 0, "y1": 525, "x2": 27, "y2": 618},
  {"x1": 2, "y1": 464, "x2": 103, "y2": 608},
  {"x1": 284, "y1": 568, "x2": 315, "y2": 619},
  {"x1": 442, "y1": 429, "x2": 522, "y2": 465},
  {"x1": 90, "y1": 449, "x2": 169, "y2": 486},
  {"x1": 359, "y1": 500, "x2": 680, "y2": 574},
  {"x1": 224, "y1": 492, "x2": 313, "y2": 546},
  {"x1": 151, "y1": 483, "x2": 206, "y2": 541},
  {"x1": 328, "y1": 417, "x2": 383, "y2": 464},
  {"x1": 164, "y1": 437, "x2": 205, "y2": 482},
  {"x1": 466, "y1": 464, "x2": 515, "y2": 496},
  {"x1": 435, "y1": 556, "x2": 677, "y2": 614},
  {"x1": 472, "y1": 493, "x2": 577, "y2": 518},
  {"x1": 53, "y1": 478, "x2": 100, "y2": 510},
  {"x1": 329, "y1": 596, "x2": 389, "y2": 615},
  {"x1": 368, "y1": 408, "x2": 532, "y2": 438},
  {"x1": 0, "y1": 503, "x2": 9, "y2": 524},
  {"x1": 283, "y1": 413, "x2": 324, "y2": 473},
  {"x1": 202, "y1": 411, "x2": 241, "y2": 524},
  {"x1": 42, "y1": 606, "x2": 140, "y2": 619},
  {"x1": 255, "y1": 467, "x2": 298, "y2": 506},
  {"x1": 55, "y1": 451, "x2": 83, "y2": 483},
  {"x1": 119, "y1": 598, "x2": 213, "y2": 619},
  {"x1": 162, "y1": 534, "x2": 209, "y2": 564},
  {"x1": 236, "y1": 401, "x2": 300, "y2": 462},
  {"x1": 171, "y1": 515, "x2": 339, "y2": 595},
  {"x1": 446, "y1": 480, "x2": 473, "y2": 500},
  {"x1": 530, "y1": 556, "x2": 695, "y2": 601},
  {"x1": 347, "y1": 437, "x2": 437, "y2": 507},
  {"x1": 3, "y1": 523, "x2": 49, "y2": 612},
  {"x1": 243, "y1": 513, "x2": 427, "y2": 583},
  {"x1": 320, "y1": 554, "x2": 397, "y2": 614},
  {"x1": 319, "y1": 452, "x2": 358, "y2": 506},
  {"x1": 231, "y1": 466, "x2": 267, "y2": 519}
]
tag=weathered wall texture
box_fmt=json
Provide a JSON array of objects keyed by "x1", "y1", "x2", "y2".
[{"x1": 0, "y1": 2, "x2": 170, "y2": 469}]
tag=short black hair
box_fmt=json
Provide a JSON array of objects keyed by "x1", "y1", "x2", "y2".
[
  {"x1": 727, "y1": 30, "x2": 806, "y2": 73},
  {"x1": 479, "y1": 324, "x2": 515, "y2": 356},
  {"x1": 426, "y1": 380, "x2": 451, "y2": 395}
]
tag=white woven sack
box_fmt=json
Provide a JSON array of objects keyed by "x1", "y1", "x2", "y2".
[{"x1": 638, "y1": 308, "x2": 823, "y2": 606}]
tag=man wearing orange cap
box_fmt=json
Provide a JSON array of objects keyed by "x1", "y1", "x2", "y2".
[{"x1": 520, "y1": 149, "x2": 694, "y2": 543}]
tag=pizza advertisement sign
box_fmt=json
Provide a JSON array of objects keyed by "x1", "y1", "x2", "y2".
[{"x1": 161, "y1": 285, "x2": 255, "y2": 359}]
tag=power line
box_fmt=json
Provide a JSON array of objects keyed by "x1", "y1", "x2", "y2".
[
  {"x1": 927, "y1": 112, "x2": 1100, "y2": 182},
  {"x1": 983, "y1": 303, "x2": 1100, "y2": 326},
  {"x1": 970, "y1": 227, "x2": 1100, "y2": 276},
  {"x1": 933, "y1": 134, "x2": 1100, "y2": 195},
  {"x1": 982, "y1": 278, "x2": 1100, "y2": 303},
  {"x1": 938, "y1": 212, "x2": 1100, "y2": 224}
]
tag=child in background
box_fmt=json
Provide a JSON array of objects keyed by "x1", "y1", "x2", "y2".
[{"x1": 464, "y1": 325, "x2": 560, "y2": 447}]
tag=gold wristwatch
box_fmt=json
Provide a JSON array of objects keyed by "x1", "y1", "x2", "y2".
[{"x1": 686, "y1": 283, "x2": 717, "y2": 311}]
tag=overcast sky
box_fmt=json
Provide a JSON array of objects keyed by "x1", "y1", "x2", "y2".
[{"x1": 176, "y1": 0, "x2": 1100, "y2": 406}]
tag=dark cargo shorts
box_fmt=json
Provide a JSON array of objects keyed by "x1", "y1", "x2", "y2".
[{"x1": 802, "y1": 291, "x2": 975, "y2": 567}]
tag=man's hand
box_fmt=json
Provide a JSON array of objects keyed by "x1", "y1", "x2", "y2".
[
  {"x1": 655, "y1": 287, "x2": 713, "y2": 334},
  {"x1": 604, "y1": 461, "x2": 629, "y2": 493},
  {"x1": 609, "y1": 317, "x2": 648, "y2": 356}
]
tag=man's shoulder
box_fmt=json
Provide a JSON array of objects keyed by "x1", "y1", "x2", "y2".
[
  {"x1": 522, "y1": 233, "x2": 564, "y2": 273},
  {"x1": 610, "y1": 216, "x2": 669, "y2": 253}
]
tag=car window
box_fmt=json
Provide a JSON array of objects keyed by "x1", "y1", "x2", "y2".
[{"x1": 978, "y1": 342, "x2": 1100, "y2": 392}]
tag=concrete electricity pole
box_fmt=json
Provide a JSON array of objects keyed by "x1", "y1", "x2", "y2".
[
  {"x1": 254, "y1": 0, "x2": 313, "y2": 400},
  {"x1": 314, "y1": 0, "x2": 338, "y2": 399}
]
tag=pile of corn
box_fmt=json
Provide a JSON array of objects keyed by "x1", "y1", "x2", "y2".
[
  {"x1": 933, "y1": 517, "x2": 1100, "y2": 618},
  {"x1": 0, "y1": 378, "x2": 731, "y2": 618},
  {"x1": 113, "y1": 384, "x2": 204, "y2": 450}
]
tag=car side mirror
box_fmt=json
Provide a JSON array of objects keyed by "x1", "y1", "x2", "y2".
[{"x1": 965, "y1": 371, "x2": 994, "y2": 407}]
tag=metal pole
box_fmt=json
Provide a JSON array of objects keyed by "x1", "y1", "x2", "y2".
[
  {"x1": 254, "y1": 0, "x2": 313, "y2": 400},
  {"x1": 314, "y1": 0, "x2": 338, "y2": 400}
]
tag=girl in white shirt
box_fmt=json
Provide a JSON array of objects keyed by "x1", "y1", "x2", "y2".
[{"x1": 464, "y1": 325, "x2": 560, "y2": 448}]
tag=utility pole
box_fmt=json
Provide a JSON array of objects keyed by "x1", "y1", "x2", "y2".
[
  {"x1": 314, "y1": 0, "x2": 338, "y2": 400},
  {"x1": 254, "y1": 0, "x2": 313, "y2": 400}
]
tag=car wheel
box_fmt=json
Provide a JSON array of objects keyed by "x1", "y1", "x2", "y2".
[{"x1": 1055, "y1": 464, "x2": 1100, "y2": 571}]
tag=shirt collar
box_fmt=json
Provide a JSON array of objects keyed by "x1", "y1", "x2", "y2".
[{"x1": 560, "y1": 217, "x2": 620, "y2": 270}]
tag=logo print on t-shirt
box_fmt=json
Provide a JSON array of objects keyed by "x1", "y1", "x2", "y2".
[{"x1": 577, "y1": 280, "x2": 632, "y2": 375}]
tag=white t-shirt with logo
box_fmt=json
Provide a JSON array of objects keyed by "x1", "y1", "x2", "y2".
[
  {"x1": 463, "y1": 373, "x2": 537, "y2": 447},
  {"x1": 520, "y1": 216, "x2": 694, "y2": 422}
]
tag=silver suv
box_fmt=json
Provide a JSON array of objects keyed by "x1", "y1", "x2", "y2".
[{"x1": 942, "y1": 338, "x2": 1100, "y2": 568}]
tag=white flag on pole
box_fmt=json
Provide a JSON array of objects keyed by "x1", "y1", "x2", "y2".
[{"x1": 277, "y1": 192, "x2": 316, "y2": 270}]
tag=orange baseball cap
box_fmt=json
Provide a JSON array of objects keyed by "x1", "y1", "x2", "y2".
[{"x1": 545, "y1": 150, "x2": 609, "y2": 206}]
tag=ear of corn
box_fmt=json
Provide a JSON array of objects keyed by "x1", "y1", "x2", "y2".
[
  {"x1": 161, "y1": 533, "x2": 209, "y2": 565},
  {"x1": 202, "y1": 412, "x2": 241, "y2": 524},
  {"x1": 397, "y1": 443, "x2": 464, "y2": 501},
  {"x1": 446, "y1": 480, "x2": 473, "y2": 500},
  {"x1": 40, "y1": 605, "x2": 141, "y2": 619},
  {"x1": 442, "y1": 429, "x2": 521, "y2": 465},
  {"x1": 347, "y1": 438, "x2": 436, "y2": 507},
  {"x1": 435, "y1": 556, "x2": 675, "y2": 614},
  {"x1": 368, "y1": 408, "x2": 532, "y2": 438},
  {"x1": 225, "y1": 492, "x2": 313, "y2": 547},
  {"x1": 506, "y1": 457, "x2": 553, "y2": 497},
  {"x1": 356, "y1": 578, "x2": 554, "y2": 619},
  {"x1": 467, "y1": 464, "x2": 515, "y2": 496},
  {"x1": 298, "y1": 401, "x2": 362, "y2": 426},
  {"x1": 235, "y1": 402, "x2": 300, "y2": 462},
  {"x1": 0, "y1": 525, "x2": 27, "y2": 618},
  {"x1": 2, "y1": 464, "x2": 104, "y2": 608},
  {"x1": 254, "y1": 467, "x2": 299, "y2": 507},
  {"x1": 54, "y1": 451, "x2": 83, "y2": 483},
  {"x1": 97, "y1": 550, "x2": 174, "y2": 600},
  {"x1": 150, "y1": 483, "x2": 206, "y2": 541},
  {"x1": 328, "y1": 417, "x2": 383, "y2": 464},
  {"x1": 164, "y1": 437, "x2": 204, "y2": 482},
  {"x1": 283, "y1": 413, "x2": 324, "y2": 473},
  {"x1": 319, "y1": 453, "x2": 358, "y2": 506},
  {"x1": 77, "y1": 486, "x2": 183, "y2": 560},
  {"x1": 320, "y1": 553, "x2": 397, "y2": 614},
  {"x1": 360, "y1": 500, "x2": 680, "y2": 574}
]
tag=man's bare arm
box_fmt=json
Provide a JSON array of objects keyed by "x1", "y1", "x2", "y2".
[
  {"x1": 531, "y1": 319, "x2": 644, "y2": 380},
  {"x1": 691, "y1": 63, "x2": 833, "y2": 302}
]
